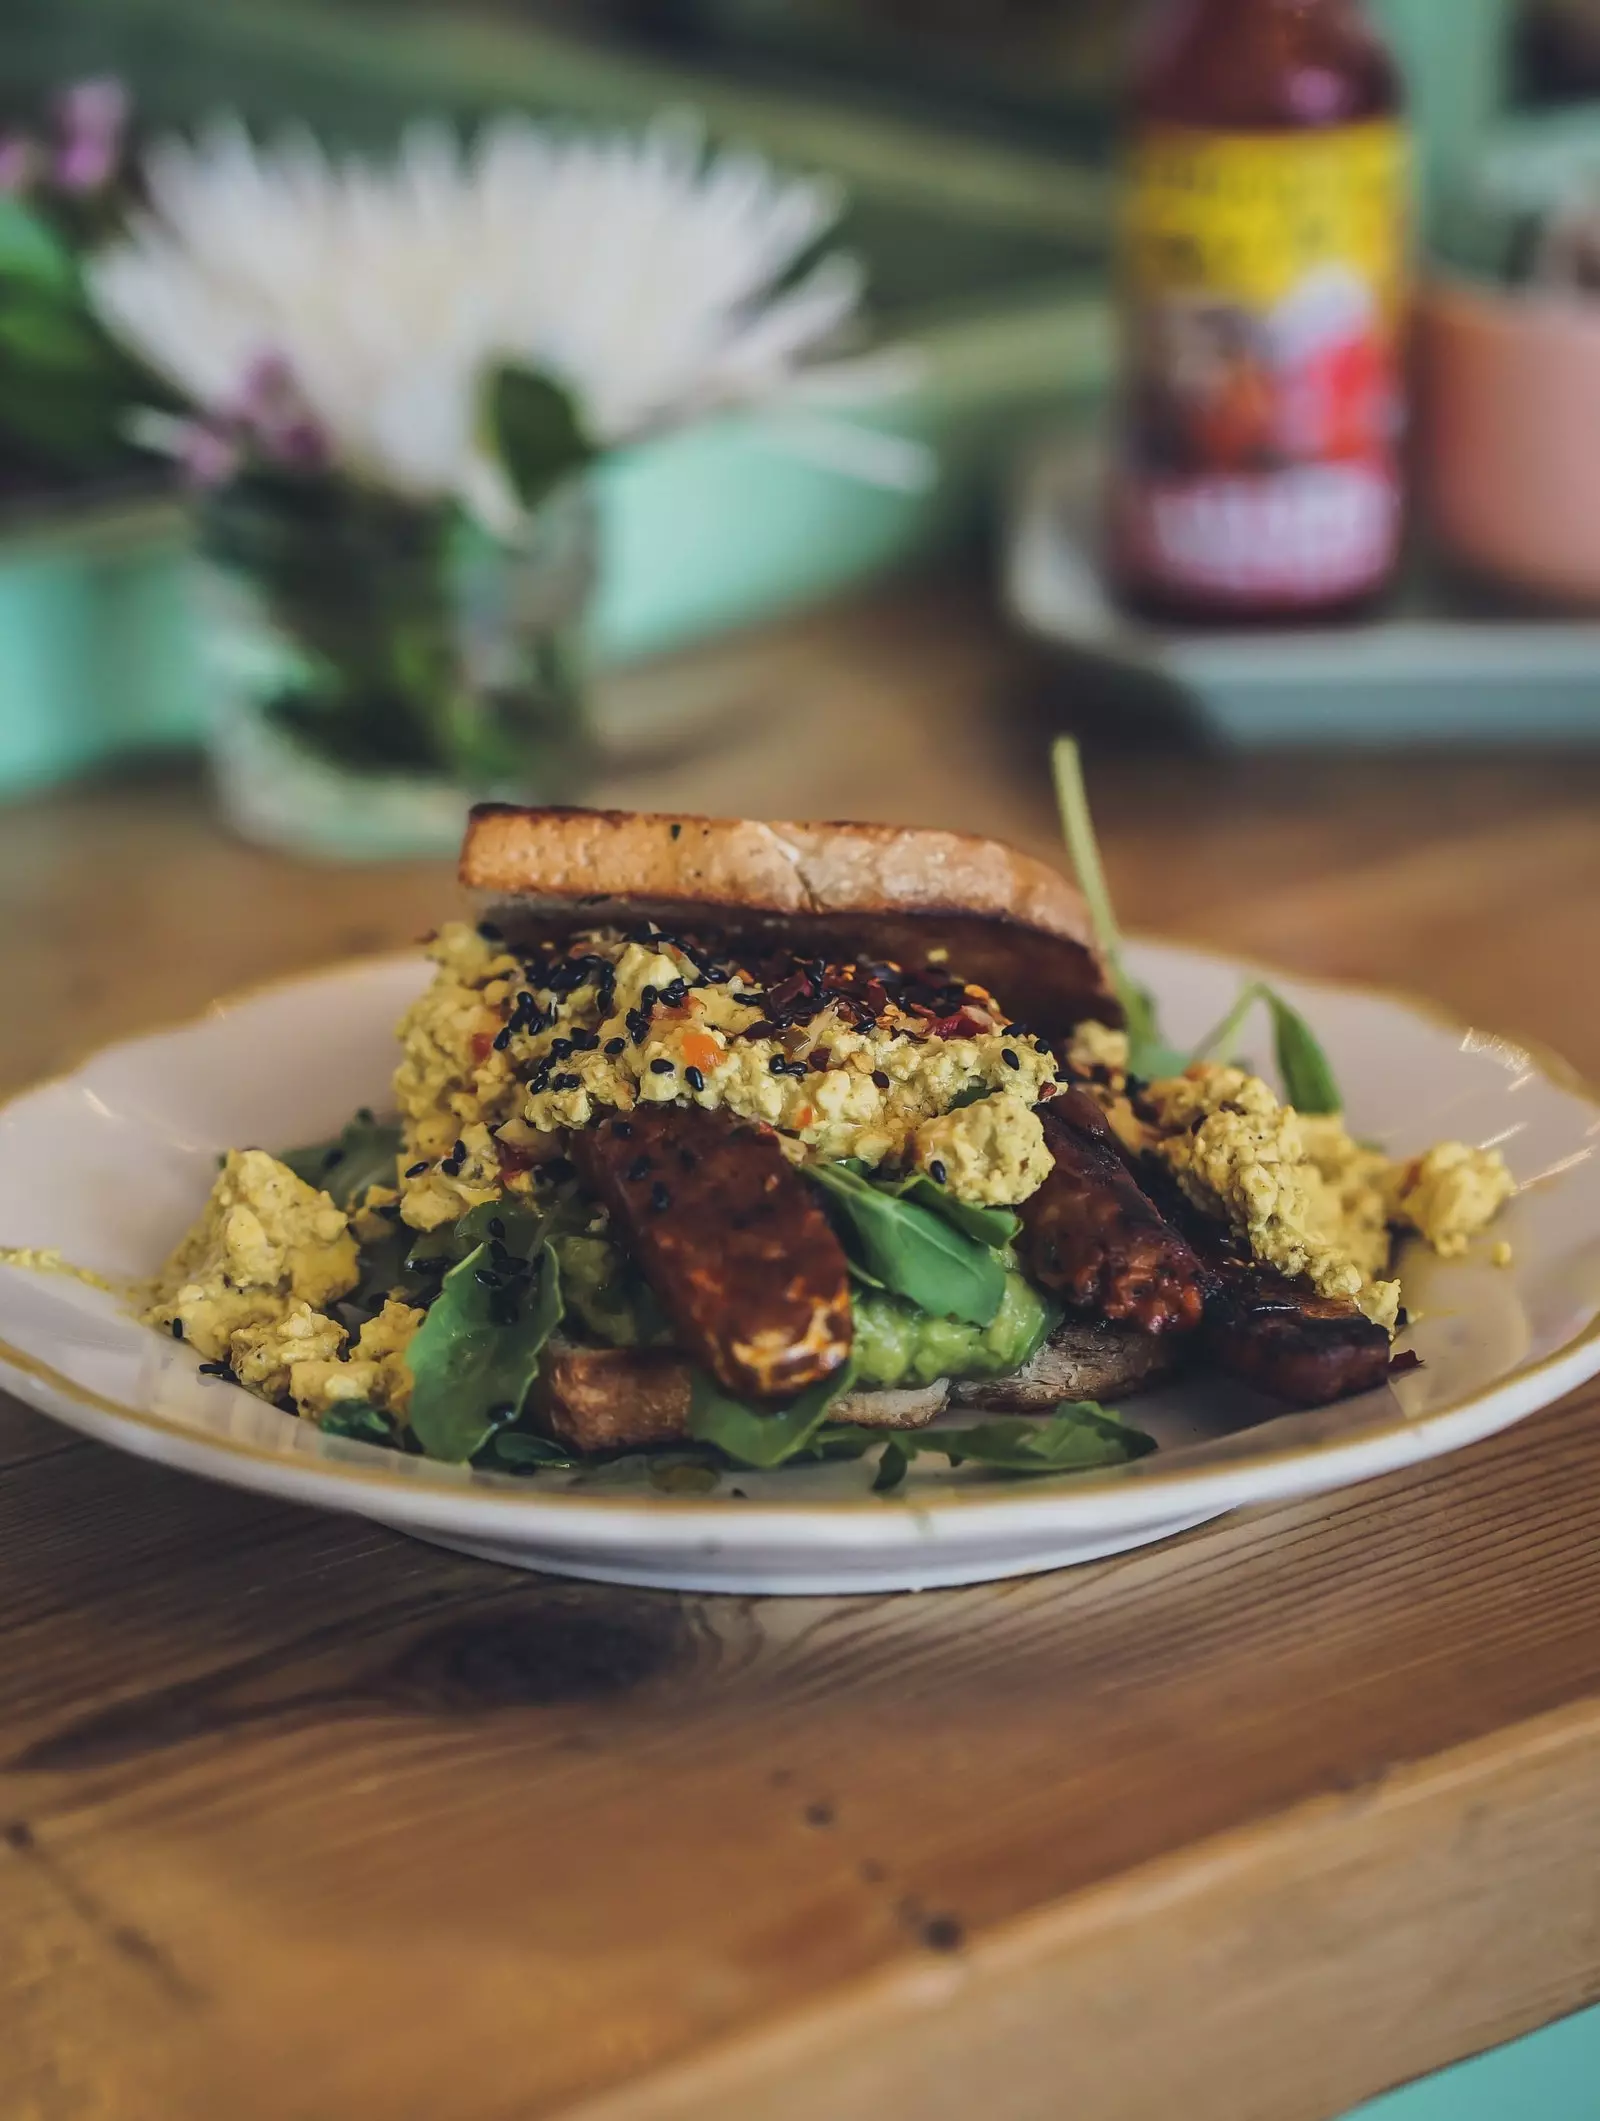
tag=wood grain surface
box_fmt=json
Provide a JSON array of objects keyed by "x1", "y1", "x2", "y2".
[{"x1": 3, "y1": 579, "x2": 1600, "y2": 2121}]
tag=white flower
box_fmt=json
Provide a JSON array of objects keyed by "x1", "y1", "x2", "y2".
[{"x1": 90, "y1": 113, "x2": 921, "y2": 527}]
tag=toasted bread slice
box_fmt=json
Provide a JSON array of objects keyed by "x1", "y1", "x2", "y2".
[
  {"x1": 531, "y1": 1321, "x2": 1164, "y2": 1457},
  {"x1": 949, "y1": 1319, "x2": 1177, "y2": 1411},
  {"x1": 462, "y1": 805, "x2": 1117, "y2": 1036}
]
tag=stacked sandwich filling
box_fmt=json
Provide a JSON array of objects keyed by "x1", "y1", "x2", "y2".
[
  {"x1": 136, "y1": 805, "x2": 1517, "y2": 1465},
  {"x1": 394, "y1": 919, "x2": 1061, "y2": 1231}
]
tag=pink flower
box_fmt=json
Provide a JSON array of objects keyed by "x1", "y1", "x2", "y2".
[{"x1": 52, "y1": 78, "x2": 129, "y2": 195}]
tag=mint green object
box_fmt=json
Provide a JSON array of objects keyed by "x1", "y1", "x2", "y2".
[
  {"x1": 1344, "y1": 2003, "x2": 1600, "y2": 2120},
  {"x1": 0, "y1": 288, "x2": 1110, "y2": 800}
]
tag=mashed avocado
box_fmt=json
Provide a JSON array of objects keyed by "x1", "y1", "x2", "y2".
[{"x1": 851, "y1": 1272, "x2": 1055, "y2": 1390}]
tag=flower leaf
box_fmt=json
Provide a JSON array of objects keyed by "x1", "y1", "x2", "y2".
[
  {"x1": 484, "y1": 363, "x2": 596, "y2": 513},
  {"x1": 686, "y1": 1360, "x2": 858, "y2": 1470},
  {"x1": 877, "y1": 1172, "x2": 1020, "y2": 1249},
  {"x1": 405, "y1": 1240, "x2": 564, "y2": 1463},
  {"x1": 1051, "y1": 737, "x2": 1187, "y2": 1079},
  {"x1": 804, "y1": 1163, "x2": 1007, "y2": 1326},
  {"x1": 280, "y1": 1113, "x2": 402, "y2": 1210}
]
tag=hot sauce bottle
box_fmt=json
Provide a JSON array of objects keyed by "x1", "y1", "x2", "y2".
[{"x1": 1112, "y1": 0, "x2": 1409, "y2": 621}]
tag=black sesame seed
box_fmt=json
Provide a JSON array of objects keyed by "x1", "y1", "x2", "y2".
[
  {"x1": 650, "y1": 1181, "x2": 671, "y2": 1212},
  {"x1": 440, "y1": 1159, "x2": 463, "y2": 1177},
  {"x1": 493, "y1": 1027, "x2": 511, "y2": 1051},
  {"x1": 1034, "y1": 1037, "x2": 1052, "y2": 1056},
  {"x1": 661, "y1": 979, "x2": 689, "y2": 1008},
  {"x1": 929, "y1": 1160, "x2": 948, "y2": 1183},
  {"x1": 198, "y1": 1360, "x2": 233, "y2": 1378},
  {"x1": 649, "y1": 1058, "x2": 675, "y2": 1076},
  {"x1": 488, "y1": 1216, "x2": 506, "y2": 1239},
  {"x1": 685, "y1": 1065, "x2": 706, "y2": 1092},
  {"x1": 872, "y1": 1069, "x2": 891, "y2": 1089},
  {"x1": 641, "y1": 985, "x2": 659, "y2": 1007},
  {"x1": 405, "y1": 1159, "x2": 429, "y2": 1178},
  {"x1": 169, "y1": 1318, "x2": 184, "y2": 1340},
  {"x1": 452, "y1": 1139, "x2": 467, "y2": 1162},
  {"x1": 768, "y1": 1054, "x2": 788, "y2": 1075},
  {"x1": 570, "y1": 1029, "x2": 601, "y2": 1052},
  {"x1": 549, "y1": 1038, "x2": 573, "y2": 1060},
  {"x1": 1002, "y1": 1048, "x2": 1021, "y2": 1071},
  {"x1": 604, "y1": 1037, "x2": 627, "y2": 1056},
  {"x1": 627, "y1": 1155, "x2": 652, "y2": 1182},
  {"x1": 670, "y1": 822, "x2": 682, "y2": 840},
  {"x1": 552, "y1": 1073, "x2": 581, "y2": 1092},
  {"x1": 474, "y1": 1267, "x2": 501, "y2": 1288}
]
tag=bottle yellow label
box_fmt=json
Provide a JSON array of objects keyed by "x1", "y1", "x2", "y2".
[{"x1": 1116, "y1": 122, "x2": 1410, "y2": 605}]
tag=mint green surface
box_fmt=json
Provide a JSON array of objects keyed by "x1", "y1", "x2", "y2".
[
  {"x1": 0, "y1": 291, "x2": 1110, "y2": 800},
  {"x1": 1344, "y1": 2005, "x2": 1600, "y2": 2120}
]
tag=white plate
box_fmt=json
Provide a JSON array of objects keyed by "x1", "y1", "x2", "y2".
[{"x1": 2, "y1": 945, "x2": 1597, "y2": 1594}]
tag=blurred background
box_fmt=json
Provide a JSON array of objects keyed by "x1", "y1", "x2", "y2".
[{"x1": 5, "y1": 0, "x2": 1600, "y2": 845}]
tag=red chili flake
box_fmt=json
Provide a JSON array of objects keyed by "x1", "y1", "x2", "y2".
[
  {"x1": 496, "y1": 1138, "x2": 537, "y2": 1175},
  {"x1": 1389, "y1": 1350, "x2": 1425, "y2": 1377},
  {"x1": 924, "y1": 1010, "x2": 990, "y2": 1041},
  {"x1": 470, "y1": 1029, "x2": 496, "y2": 1063}
]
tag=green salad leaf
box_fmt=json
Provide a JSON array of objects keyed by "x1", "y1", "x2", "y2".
[
  {"x1": 1052, "y1": 738, "x2": 1188, "y2": 1080},
  {"x1": 317, "y1": 1401, "x2": 394, "y2": 1445},
  {"x1": 281, "y1": 1111, "x2": 403, "y2": 1210},
  {"x1": 405, "y1": 1240, "x2": 565, "y2": 1464},
  {"x1": 870, "y1": 1401, "x2": 1159, "y2": 1493},
  {"x1": 687, "y1": 1361, "x2": 859, "y2": 1471},
  {"x1": 805, "y1": 1163, "x2": 1007, "y2": 1327},
  {"x1": 1188, "y1": 981, "x2": 1342, "y2": 1116},
  {"x1": 480, "y1": 1430, "x2": 583, "y2": 1473}
]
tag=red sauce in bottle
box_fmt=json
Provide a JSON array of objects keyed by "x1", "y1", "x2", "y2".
[{"x1": 1112, "y1": 0, "x2": 1409, "y2": 622}]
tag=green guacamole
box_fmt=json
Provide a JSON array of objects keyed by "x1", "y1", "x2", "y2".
[{"x1": 851, "y1": 1272, "x2": 1056, "y2": 1390}]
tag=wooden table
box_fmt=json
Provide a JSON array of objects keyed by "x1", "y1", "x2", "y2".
[{"x1": 4, "y1": 581, "x2": 1600, "y2": 2121}]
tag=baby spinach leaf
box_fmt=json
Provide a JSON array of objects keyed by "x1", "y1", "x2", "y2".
[
  {"x1": 861, "y1": 1401, "x2": 1158, "y2": 1492},
  {"x1": 405, "y1": 1241, "x2": 564, "y2": 1464},
  {"x1": 882, "y1": 1174, "x2": 1020, "y2": 1250},
  {"x1": 805, "y1": 1164, "x2": 1006, "y2": 1327},
  {"x1": 687, "y1": 1360, "x2": 858, "y2": 1471},
  {"x1": 1052, "y1": 738, "x2": 1188, "y2": 1080},
  {"x1": 317, "y1": 1401, "x2": 394, "y2": 1445},
  {"x1": 281, "y1": 1113, "x2": 403, "y2": 1209},
  {"x1": 480, "y1": 1430, "x2": 582, "y2": 1472},
  {"x1": 1187, "y1": 980, "x2": 1343, "y2": 1116}
]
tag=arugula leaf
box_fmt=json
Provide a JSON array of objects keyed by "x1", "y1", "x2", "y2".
[
  {"x1": 1051, "y1": 738, "x2": 1188, "y2": 1079},
  {"x1": 805, "y1": 1164, "x2": 1006, "y2": 1327},
  {"x1": 867, "y1": 1402, "x2": 1158, "y2": 1491},
  {"x1": 481, "y1": 1430, "x2": 583, "y2": 1472},
  {"x1": 281, "y1": 1114, "x2": 402, "y2": 1209},
  {"x1": 317, "y1": 1401, "x2": 394, "y2": 1444},
  {"x1": 1187, "y1": 981, "x2": 1343, "y2": 1116},
  {"x1": 405, "y1": 1241, "x2": 564, "y2": 1463},
  {"x1": 1263, "y1": 990, "x2": 1342, "y2": 1116},
  {"x1": 687, "y1": 1361, "x2": 858, "y2": 1471},
  {"x1": 884, "y1": 1175, "x2": 1020, "y2": 1250}
]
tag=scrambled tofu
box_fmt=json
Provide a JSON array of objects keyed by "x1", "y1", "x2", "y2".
[
  {"x1": 288, "y1": 1299, "x2": 425, "y2": 1422},
  {"x1": 143, "y1": 1155, "x2": 424, "y2": 1423},
  {"x1": 144, "y1": 1150, "x2": 359, "y2": 1360},
  {"x1": 394, "y1": 922, "x2": 1061, "y2": 1219},
  {"x1": 1386, "y1": 1141, "x2": 1515, "y2": 1259},
  {"x1": 1068, "y1": 1043, "x2": 1515, "y2": 1335}
]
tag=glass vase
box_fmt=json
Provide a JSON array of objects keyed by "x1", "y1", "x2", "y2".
[{"x1": 195, "y1": 470, "x2": 596, "y2": 861}]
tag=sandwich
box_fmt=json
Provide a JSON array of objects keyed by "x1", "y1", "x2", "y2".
[{"x1": 143, "y1": 802, "x2": 1514, "y2": 1478}]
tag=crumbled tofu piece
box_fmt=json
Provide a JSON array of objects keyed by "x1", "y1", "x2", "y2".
[
  {"x1": 1386, "y1": 1142, "x2": 1516, "y2": 1259},
  {"x1": 144, "y1": 1149, "x2": 358, "y2": 1361}
]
